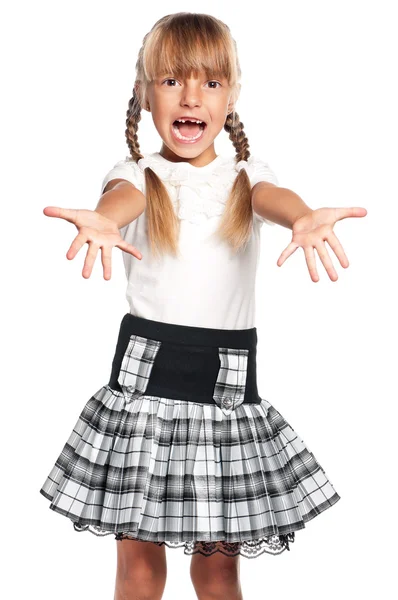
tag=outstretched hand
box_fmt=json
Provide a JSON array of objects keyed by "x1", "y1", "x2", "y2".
[
  {"x1": 43, "y1": 206, "x2": 142, "y2": 280},
  {"x1": 277, "y1": 206, "x2": 367, "y2": 282}
]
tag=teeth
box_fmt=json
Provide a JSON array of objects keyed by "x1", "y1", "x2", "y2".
[{"x1": 175, "y1": 118, "x2": 204, "y2": 124}]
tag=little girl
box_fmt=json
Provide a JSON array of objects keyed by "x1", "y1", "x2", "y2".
[{"x1": 40, "y1": 11, "x2": 366, "y2": 600}]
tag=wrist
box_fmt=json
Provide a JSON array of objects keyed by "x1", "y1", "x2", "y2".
[
  {"x1": 94, "y1": 209, "x2": 120, "y2": 231},
  {"x1": 292, "y1": 207, "x2": 314, "y2": 225}
]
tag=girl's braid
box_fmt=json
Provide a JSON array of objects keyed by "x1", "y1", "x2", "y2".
[
  {"x1": 125, "y1": 88, "x2": 144, "y2": 162},
  {"x1": 224, "y1": 111, "x2": 251, "y2": 162}
]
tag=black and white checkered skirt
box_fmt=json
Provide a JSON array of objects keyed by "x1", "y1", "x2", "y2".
[{"x1": 39, "y1": 313, "x2": 341, "y2": 558}]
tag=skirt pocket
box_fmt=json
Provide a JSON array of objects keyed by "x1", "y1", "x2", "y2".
[
  {"x1": 213, "y1": 347, "x2": 249, "y2": 416},
  {"x1": 117, "y1": 334, "x2": 162, "y2": 402}
]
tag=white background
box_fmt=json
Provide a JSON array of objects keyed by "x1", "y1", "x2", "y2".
[{"x1": 2, "y1": 0, "x2": 396, "y2": 598}]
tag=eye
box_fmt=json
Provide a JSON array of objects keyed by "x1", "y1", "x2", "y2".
[
  {"x1": 163, "y1": 78, "x2": 180, "y2": 87},
  {"x1": 206, "y1": 81, "x2": 222, "y2": 89}
]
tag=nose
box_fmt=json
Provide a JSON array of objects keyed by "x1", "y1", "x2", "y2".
[{"x1": 180, "y1": 81, "x2": 202, "y2": 108}]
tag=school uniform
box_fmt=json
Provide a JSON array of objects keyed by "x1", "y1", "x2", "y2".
[{"x1": 39, "y1": 152, "x2": 341, "y2": 558}]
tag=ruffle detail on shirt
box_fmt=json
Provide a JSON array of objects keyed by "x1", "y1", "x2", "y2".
[
  {"x1": 115, "y1": 153, "x2": 279, "y2": 226},
  {"x1": 136, "y1": 154, "x2": 237, "y2": 225}
]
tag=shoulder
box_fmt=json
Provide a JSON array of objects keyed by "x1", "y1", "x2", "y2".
[
  {"x1": 216, "y1": 154, "x2": 279, "y2": 188},
  {"x1": 100, "y1": 156, "x2": 146, "y2": 195},
  {"x1": 216, "y1": 155, "x2": 279, "y2": 228},
  {"x1": 244, "y1": 155, "x2": 279, "y2": 187}
]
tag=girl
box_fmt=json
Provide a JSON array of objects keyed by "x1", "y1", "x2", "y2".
[{"x1": 39, "y1": 11, "x2": 366, "y2": 600}]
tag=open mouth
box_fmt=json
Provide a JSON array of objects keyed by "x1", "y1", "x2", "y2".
[{"x1": 171, "y1": 118, "x2": 207, "y2": 141}]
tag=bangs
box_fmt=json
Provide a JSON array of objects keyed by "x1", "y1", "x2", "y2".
[{"x1": 143, "y1": 13, "x2": 239, "y2": 85}]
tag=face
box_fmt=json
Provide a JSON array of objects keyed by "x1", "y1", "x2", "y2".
[{"x1": 141, "y1": 70, "x2": 239, "y2": 167}]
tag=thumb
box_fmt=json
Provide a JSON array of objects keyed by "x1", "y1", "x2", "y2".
[
  {"x1": 333, "y1": 207, "x2": 368, "y2": 221},
  {"x1": 43, "y1": 206, "x2": 79, "y2": 224}
]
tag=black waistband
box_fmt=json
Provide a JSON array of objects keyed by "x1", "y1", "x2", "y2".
[
  {"x1": 117, "y1": 313, "x2": 258, "y2": 349},
  {"x1": 108, "y1": 313, "x2": 261, "y2": 404}
]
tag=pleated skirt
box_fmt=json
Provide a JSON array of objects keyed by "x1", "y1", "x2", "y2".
[{"x1": 39, "y1": 313, "x2": 341, "y2": 558}]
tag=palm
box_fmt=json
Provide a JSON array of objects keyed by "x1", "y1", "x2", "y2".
[
  {"x1": 43, "y1": 206, "x2": 142, "y2": 280},
  {"x1": 277, "y1": 206, "x2": 367, "y2": 282}
]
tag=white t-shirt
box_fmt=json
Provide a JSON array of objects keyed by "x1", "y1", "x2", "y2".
[{"x1": 100, "y1": 151, "x2": 279, "y2": 329}]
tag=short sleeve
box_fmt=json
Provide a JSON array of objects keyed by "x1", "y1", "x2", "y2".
[
  {"x1": 100, "y1": 157, "x2": 144, "y2": 195},
  {"x1": 247, "y1": 155, "x2": 279, "y2": 227}
]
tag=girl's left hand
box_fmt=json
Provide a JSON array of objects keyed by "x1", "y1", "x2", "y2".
[{"x1": 277, "y1": 206, "x2": 367, "y2": 282}]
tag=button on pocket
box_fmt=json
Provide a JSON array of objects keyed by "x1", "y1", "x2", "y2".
[
  {"x1": 117, "y1": 334, "x2": 162, "y2": 402},
  {"x1": 222, "y1": 396, "x2": 233, "y2": 409},
  {"x1": 213, "y1": 347, "x2": 249, "y2": 416}
]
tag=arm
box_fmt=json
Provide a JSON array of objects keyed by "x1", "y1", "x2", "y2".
[
  {"x1": 251, "y1": 182, "x2": 313, "y2": 229},
  {"x1": 95, "y1": 179, "x2": 146, "y2": 229}
]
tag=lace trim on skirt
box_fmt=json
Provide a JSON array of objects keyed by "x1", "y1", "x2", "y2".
[{"x1": 73, "y1": 523, "x2": 295, "y2": 558}]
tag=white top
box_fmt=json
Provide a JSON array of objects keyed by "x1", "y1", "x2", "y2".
[{"x1": 100, "y1": 152, "x2": 279, "y2": 329}]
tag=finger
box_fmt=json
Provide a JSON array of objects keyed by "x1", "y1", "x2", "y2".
[
  {"x1": 325, "y1": 231, "x2": 349, "y2": 268},
  {"x1": 315, "y1": 241, "x2": 338, "y2": 282},
  {"x1": 333, "y1": 206, "x2": 368, "y2": 222},
  {"x1": 82, "y1": 243, "x2": 100, "y2": 279},
  {"x1": 276, "y1": 242, "x2": 300, "y2": 267},
  {"x1": 43, "y1": 206, "x2": 79, "y2": 224},
  {"x1": 66, "y1": 232, "x2": 89, "y2": 260},
  {"x1": 101, "y1": 246, "x2": 113, "y2": 281},
  {"x1": 116, "y1": 240, "x2": 143, "y2": 260},
  {"x1": 303, "y1": 246, "x2": 319, "y2": 282}
]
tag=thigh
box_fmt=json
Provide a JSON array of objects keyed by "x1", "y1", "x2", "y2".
[{"x1": 116, "y1": 538, "x2": 167, "y2": 578}]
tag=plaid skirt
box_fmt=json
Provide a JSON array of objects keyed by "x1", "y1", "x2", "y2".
[{"x1": 39, "y1": 313, "x2": 341, "y2": 559}]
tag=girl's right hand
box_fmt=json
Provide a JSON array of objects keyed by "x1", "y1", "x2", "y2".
[{"x1": 43, "y1": 206, "x2": 142, "y2": 280}]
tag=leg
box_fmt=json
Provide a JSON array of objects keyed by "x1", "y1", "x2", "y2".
[
  {"x1": 114, "y1": 538, "x2": 167, "y2": 600},
  {"x1": 190, "y1": 543, "x2": 243, "y2": 600}
]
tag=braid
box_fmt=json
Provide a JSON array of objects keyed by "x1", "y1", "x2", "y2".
[
  {"x1": 224, "y1": 111, "x2": 250, "y2": 162},
  {"x1": 124, "y1": 78, "x2": 180, "y2": 259},
  {"x1": 218, "y1": 109, "x2": 253, "y2": 253},
  {"x1": 125, "y1": 88, "x2": 144, "y2": 162}
]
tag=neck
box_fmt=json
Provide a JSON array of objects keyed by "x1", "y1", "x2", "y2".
[{"x1": 158, "y1": 143, "x2": 217, "y2": 167}]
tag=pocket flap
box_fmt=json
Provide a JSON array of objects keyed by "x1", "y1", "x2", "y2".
[
  {"x1": 213, "y1": 347, "x2": 249, "y2": 415},
  {"x1": 117, "y1": 334, "x2": 162, "y2": 394}
]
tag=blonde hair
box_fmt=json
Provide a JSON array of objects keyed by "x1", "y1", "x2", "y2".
[{"x1": 125, "y1": 12, "x2": 253, "y2": 258}]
